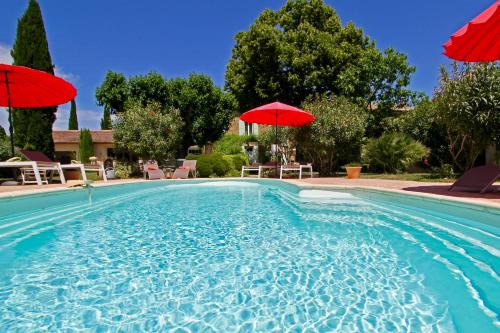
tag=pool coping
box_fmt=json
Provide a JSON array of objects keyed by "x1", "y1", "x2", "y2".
[
  {"x1": 283, "y1": 179, "x2": 500, "y2": 215},
  {"x1": 1, "y1": 177, "x2": 499, "y2": 213}
]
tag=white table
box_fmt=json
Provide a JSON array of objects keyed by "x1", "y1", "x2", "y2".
[
  {"x1": 0, "y1": 161, "x2": 66, "y2": 186},
  {"x1": 280, "y1": 164, "x2": 313, "y2": 179},
  {"x1": 241, "y1": 165, "x2": 277, "y2": 178}
]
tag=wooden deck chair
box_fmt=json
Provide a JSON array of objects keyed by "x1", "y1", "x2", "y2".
[{"x1": 449, "y1": 165, "x2": 500, "y2": 193}]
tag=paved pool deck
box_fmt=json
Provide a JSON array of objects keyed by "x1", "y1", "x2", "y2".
[
  {"x1": 1, "y1": 177, "x2": 499, "y2": 208},
  {"x1": 286, "y1": 177, "x2": 500, "y2": 207}
]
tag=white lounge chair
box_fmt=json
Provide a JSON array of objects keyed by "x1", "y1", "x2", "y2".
[
  {"x1": 172, "y1": 160, "x2": 197, "y2": 179},
  {"x1": 144, "y1": 161, "x2": 166, "y2": 180}
]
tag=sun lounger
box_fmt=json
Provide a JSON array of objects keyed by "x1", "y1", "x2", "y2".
[
  {"x1": 172, "y1": 160, "x2": 197, "y2": 179},
  {"x1": 144, "y1": 161, "x2": 166, "y2": 180},
  {"x1": 280, "y1": 163, "x2": 313, "y2": 179},
  {"x1": 182, "y1": 160, "x2": 197, "y2": 178},
  {"x1": 449, "y1": 165, "x2": 500, "y2": 193},
  {"x1": 19, "y1": 150, "x2": 65, "y2": 183},
  {"x1": 21, "y1": 150, "x2": 107, "y2": 183},
  {"x1": 0, "y1": 160, "x2": 59, "y2": 185}
]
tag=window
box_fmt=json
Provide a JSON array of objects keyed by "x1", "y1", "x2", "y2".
[{"x1": 244, "y1": 122, "x2": 253, "y2": 135}]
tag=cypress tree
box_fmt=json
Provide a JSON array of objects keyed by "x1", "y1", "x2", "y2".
[
  {"x1": 100, "y1": 108, "x2": 112, "y2": 130},
  {"x1": 79, "y1": 129, "x2": 94, "y2": 163},
  {"x1": 68, "y1": 99, "x2": 78, "y2": 130},
  {"x1": 11, "y1": 0, "x2": 57, "y2": 157}
]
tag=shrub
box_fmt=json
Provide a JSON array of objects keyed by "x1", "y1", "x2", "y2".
[
  {"x1": 211, "y1": 153, "x2": 231, "y2": 176},
  {"x1": 431, "y1": 163, "x2": 455, "y2": 179},
  {"x1": 213, "y1": 134, "x2": 257, "y2": 155},
  {"x1": 226, "y1": 154, "x2": 248, "y2": 171},
  {"x1": 0, "y1": 139, "x2": 11, "y2": 161},
  {"x1": 186, "y1": 153, "x2": 247, "y2": 177},
  {"x1": 114, "y1": 161, "x2": 140, "y2": 179},
  {"x1": 362, "y1": 133, "x2": 429, "y2": 173},
  {"x1": 297, "y1": 95, "x2": 368, "y2": 176},
  {"x1": 186, "y1": 154, "x2": 212, "y2": 177}
]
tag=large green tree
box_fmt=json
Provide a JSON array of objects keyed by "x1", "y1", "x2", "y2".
[
  {"x1": 96, "y1": 71, "x2": 237, "y2": 155},
  {"x1": 225, "y1": 0, "x2": 415, "y2": 113},
  {"x1": 68, "y1": 99, "x2": 78, "y2": 130},
  {"x1": 434, "y1": 62, "x2": 500, "y2": 171},
  {"x1": 113, "y1": 102, "x2": 184, "y2": 161},
  {"x1": 95, "y1": 71, "x2": 129, "y2": 114},
  {"x1": 11, "y1": 0, "x2": 57, "y2": 157}
]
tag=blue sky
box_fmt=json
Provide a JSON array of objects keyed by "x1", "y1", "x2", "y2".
[{"x1": 0, "y1": 0, "x2": 494, "y2": 130}]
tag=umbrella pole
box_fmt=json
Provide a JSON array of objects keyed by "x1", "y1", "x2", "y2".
[
  {"x1": 3, "y1": 71, "x2": 14, "y2": 157},
  {"x1": 275, "y1": 111, "x2": 278, "y2": 177}
]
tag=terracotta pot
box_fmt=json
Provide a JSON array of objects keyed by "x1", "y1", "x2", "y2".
[
  {"x1": 345, "y1": 166, "x2": 362, "y2": 179},
  {"x1": 64, "y1": 169, "x2": 81, "y2": 180}
]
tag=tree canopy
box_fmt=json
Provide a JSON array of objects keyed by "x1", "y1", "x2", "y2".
[
  {"x1": 96, "y1": 71, "x2": 237, "y2": 155},
  {"x1": 95, "y1": 71, "x2": 128, "y2": 114},
  {"x1": 296, "y1": 95, "x2": 368, "y2": 175},
  {"x1": 113, "y1": 102, "x2": 184, "y2": 161},
  {"x1": 11, "y1": 0, "x2": 57, "y2": 157},
  {"x1": 225, "y1": 0, "x2": 415, "y2": 112},
  {"x1": 433, "y1": 62, "x2": 500, "y2": 171}
]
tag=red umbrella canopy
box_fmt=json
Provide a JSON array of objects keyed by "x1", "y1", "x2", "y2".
[
  {"x1": 240, "y1": 101, "x2": 314, "y2": 126},
  {"x1": 443, "y1": 1, "x2": 500, "y2": 62},
  {"x1": 0, "y1": 64, "x2": 77, "y2": 107}
]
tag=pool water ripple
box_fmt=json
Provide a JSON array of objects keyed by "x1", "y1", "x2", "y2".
[{"x1": 0, "y1": 182, "x2": 498, "y2": 332}]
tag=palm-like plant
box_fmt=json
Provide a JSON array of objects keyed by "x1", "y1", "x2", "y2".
[{"x1": 362, "y1": 133, "x2": 429, "y2": 173}]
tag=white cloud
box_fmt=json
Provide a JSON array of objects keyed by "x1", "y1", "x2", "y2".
[
  {"x1": 0, "y1": 43, "x2": 13, "y2": 64},
  {"x1": 0, "y1": 42, "x2": 78, "y2": 83},
  {"x1": 0, "y1": 105, "x2": 103, "y2": 132},
  {"x1": 54, "y1": 104, "x2": 102, "y2": 129},
  {"x1": 54, "y1": 66, "x2": 79, "y2": 83}
]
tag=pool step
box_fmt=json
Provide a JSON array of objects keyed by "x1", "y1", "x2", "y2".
[{"x1": 0, "y1": 186, "x2": 169, "y2": 250}]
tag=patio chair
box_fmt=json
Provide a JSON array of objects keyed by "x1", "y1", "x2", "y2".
[
  {"x1": 280, "y1": 163, "x2": 313, "y2": 179},
  {"x1": 172, "y1": 160, "x2": 197, "y2": 179},
  {"x1": 144, "y1": 160, "x2": 166, "y2": 180},
  {"x1": 449, "y1": 165, "x2": 500, "y2": 194}
]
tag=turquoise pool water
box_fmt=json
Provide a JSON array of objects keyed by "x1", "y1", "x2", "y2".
[{"x1": 0, "y1": 180, "x2": 498, "y2": 332}]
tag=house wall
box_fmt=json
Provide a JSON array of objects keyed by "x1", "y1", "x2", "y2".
[
  {"x1": 54, "y1": 143, "x2": 113, "y2": 162},
  {"x1": 228, "y1": 117, "x2": 259, "y2": 136}
]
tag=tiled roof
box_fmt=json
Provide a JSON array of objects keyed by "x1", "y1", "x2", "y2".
[{"x1": 52, "y1": 130, "x2": 113, "y2": 144}]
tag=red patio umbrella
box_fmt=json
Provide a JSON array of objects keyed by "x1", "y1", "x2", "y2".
[
  {"x1": 443, "y1": 1, "x2": 500, "y2": 62},
  {"x1": 240, "y1": 101, "x2": 314, "y2": 173},
  {"x1": 0, "y1": 64, "x2": 77, "y2": 155}
]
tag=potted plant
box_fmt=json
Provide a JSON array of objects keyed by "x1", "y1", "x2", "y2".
[{"x1": 344, "y1": 162, "x2": 363, "y2": 179}]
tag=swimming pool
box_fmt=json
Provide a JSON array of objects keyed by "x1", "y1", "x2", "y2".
[{"x1": 0, "y1": 180, "x2": 498, "y2": 332}]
